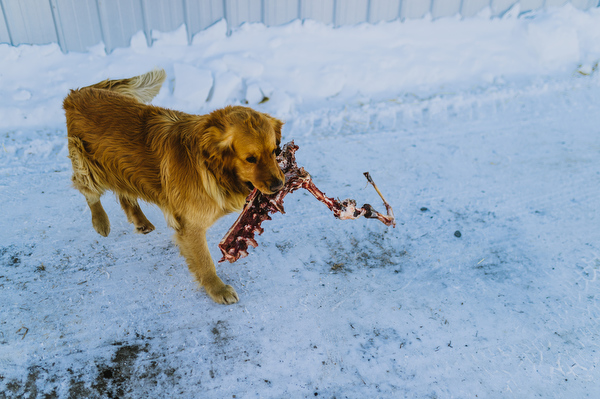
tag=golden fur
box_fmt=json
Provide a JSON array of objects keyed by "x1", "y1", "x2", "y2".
[{"x1": 64, "y1": 69, "x2": 285, "y2": 304}]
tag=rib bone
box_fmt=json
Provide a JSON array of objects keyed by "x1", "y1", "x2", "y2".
[{"x1": 218, "y1": 141, "x2": 396, "y2": 263}]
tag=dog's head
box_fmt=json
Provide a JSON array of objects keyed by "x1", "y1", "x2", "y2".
[{"x1": 201, "y1": 106, "x2": 285, "y2": 196}]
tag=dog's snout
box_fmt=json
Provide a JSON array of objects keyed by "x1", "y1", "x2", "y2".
[{"x1": 270, "y1": 178, "x2": 284, "y2": 192}]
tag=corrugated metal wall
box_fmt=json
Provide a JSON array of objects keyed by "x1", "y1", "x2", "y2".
[{"x1": 0, "y1": 0, "x2": 598, "y2": 53}]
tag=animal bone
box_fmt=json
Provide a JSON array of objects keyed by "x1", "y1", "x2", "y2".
[{"x1": 218, "y1": 141, "x2": 396, "y2": 263}]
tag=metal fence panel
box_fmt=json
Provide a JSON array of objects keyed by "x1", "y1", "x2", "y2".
[
  {"x1": 461, "y1": 0, "x2": 490, "y2": 16},
  {"x1": 2, "y1": 0, "x2": 57, "y2": 45},
  {"x1": 299, "y1": 0, "x2": 335, "y2": 24},
  {"x1": 368, "y1": 0, "x2": 401, "y2": 23},
  {"x1": 142, "y1": 0, "x2": 185, "y2": 41},
  {"x1": 184, "y1": 0, "x2": 224, "y2": 42},
  {"x1": 431, "y1": 0, "x2": 462, "y2": 19},
  {"x1": 263, "y1": 0, "x2": 299, "y2": 26},
  {"x1": 545, "y1": 0, "x2": 569, "y2": 6},
  {"x1": 225, "y1": 0, "x2": 262, "y2": 28},
  {"x1": 491, "y1": 0, "x2": 517, "y2": 15},
  {"x1": 335, "y1": 0, "x2": 369, "y2": 26},
  {"x1": 0, "y1": 4, "x2": 11, "y2": 44},
  {"x1": 401, "y1": 0, "x2": 432, "y2": 19},
  {"x1": 0, "y1": 0, "x2": 599, "y2": 53},
  {"x1": 519, "y1": 0, "x2": 544, "y2": 12},
  {"x1": 51, "y1": 0, "x2": 102, "y2": 52},
  {"x1": 97, "y1": 0, "x2": 145, "y2": 52},
  {"x1": 571, "y1": 0, "x2": 600, "y2": 8}
]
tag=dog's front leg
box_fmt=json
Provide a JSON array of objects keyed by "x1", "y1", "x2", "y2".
[{"x1": 175, "y1": 224, "x2": 239, "y2": 304}]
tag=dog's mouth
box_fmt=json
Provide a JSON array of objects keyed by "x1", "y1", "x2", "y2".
[{"x1": 245, "y1": 181, "x2": 255, "y2": 191}]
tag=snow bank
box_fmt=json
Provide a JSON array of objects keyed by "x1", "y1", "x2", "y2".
[{"x1": 0, "y1": 5, "x2": 599, "y2": 131}]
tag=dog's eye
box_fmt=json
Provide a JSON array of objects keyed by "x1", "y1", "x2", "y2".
[{"x1": 246, "y1": 156, "x2": 257, "y2": 164}]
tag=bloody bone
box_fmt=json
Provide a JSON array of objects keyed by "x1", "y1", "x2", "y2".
[{"x1": 218, "y1": 141, "x2": 396, "y2": 263}]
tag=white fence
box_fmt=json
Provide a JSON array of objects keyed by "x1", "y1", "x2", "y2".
[{"x1": 0, "y1": 0, "x2": 598, "y2": 53}]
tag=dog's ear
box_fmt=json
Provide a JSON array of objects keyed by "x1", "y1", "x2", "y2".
[
  {"x1": 269, "y1": 116, "x2": 284, "y2": 145},
  {"x1": 199, "y1": 124, "x2": 235, "y2": 173},
  {"x1": 200, "y1": 125, "x2": 234, "y2": 151}
]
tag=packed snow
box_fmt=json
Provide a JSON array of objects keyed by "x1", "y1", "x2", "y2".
[{"x1": 1, "y1": 4, "x2": 600, "y2": 398}]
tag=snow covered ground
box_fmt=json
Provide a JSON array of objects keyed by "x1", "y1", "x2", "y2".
[{"x1": 1, "y1": 4, "x2": 600, "y2": 398}]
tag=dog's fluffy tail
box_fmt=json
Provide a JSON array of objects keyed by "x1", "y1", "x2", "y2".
[{"x1": 85, "y1": 68, "x2": 167, "y2": 104}]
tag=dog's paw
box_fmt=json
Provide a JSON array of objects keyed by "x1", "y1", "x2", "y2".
[
  {"x1": 135, "y1": 222, "x2": 155, "y2": 234},
  {"x1": 207, "y1": 284, "x2": 239, "y2": 305},
  {"x1": 92, "y1": 214, "x2": 110, "y2": 237}
]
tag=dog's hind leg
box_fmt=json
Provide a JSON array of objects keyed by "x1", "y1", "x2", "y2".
[
  {"x1": 68, "y1": 136, "x2": 110, "y2": 237},
  {"x1": 85, "y1": 196, "x2": 111, "y2": 237},
  {"x1": 119, "y1": 195, "x2": 155, "y2": 234},
  {"x1": 72, "y1": 179, "x2": 110, "y2": 237}
]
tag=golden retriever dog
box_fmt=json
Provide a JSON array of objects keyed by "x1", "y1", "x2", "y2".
[{"x1": 63, "y1": 69, "x2": 285, "y2": 304}]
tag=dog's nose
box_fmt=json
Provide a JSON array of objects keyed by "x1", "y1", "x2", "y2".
[{"x1": 270, "y1": 179, "x2": 284, "y2": 192}]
